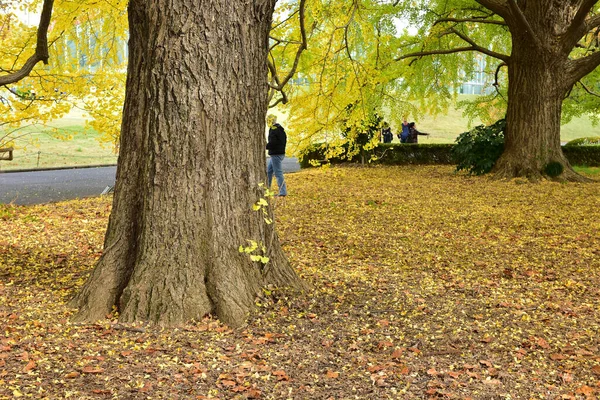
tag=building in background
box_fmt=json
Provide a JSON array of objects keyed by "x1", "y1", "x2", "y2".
[{"x1": 458, "y1": 55, "x2": 494, "y2": 95}]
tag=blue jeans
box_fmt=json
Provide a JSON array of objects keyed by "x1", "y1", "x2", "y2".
[{"x1": 267, "y1": 155, "x2": 287, "y2": 196}]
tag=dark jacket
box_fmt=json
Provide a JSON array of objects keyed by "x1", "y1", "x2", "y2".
[
  {"x1": 381, "y1": 127, "x2": 393, "y2": 143},
  {"x1": 266, "y1": 123, "x2": 286, "y2": 155},
  {"x1": 408, "y1": 125, "x2": 429, "y2": 143},
  {"x1": 400, "y1": 123, "x2": 410, "y2": 143}
]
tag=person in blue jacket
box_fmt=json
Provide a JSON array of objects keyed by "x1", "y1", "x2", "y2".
[
  {"x1": 399, "y1": 118, "x2": 410, "y2": 143},
  {"x1": 266, "y1": 114, "x2": 287, "y2": 196}
]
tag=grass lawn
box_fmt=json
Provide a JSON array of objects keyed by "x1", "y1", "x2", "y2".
[
  {"x1": 1, "y1": 166, "x2": 599, "y2": 398},
  {"x1": 574, "y1": 166, "x2": 600, "y2": 176},
  {"x1": 0, "y1": 119, "x2": 117, "y2": 171},
  {"x1": 2, "y1": 95, "x2": 600, "y2": 171},
  {"x1": 403, "y1": 112, "x2": 600, "y2": 144}
]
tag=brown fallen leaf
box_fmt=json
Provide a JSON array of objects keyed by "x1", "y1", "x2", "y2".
[
  {"x1": 398, "y1": 365, "x2": 410, "y2": 375},
  {"x1": 447, "y1": 371, "x2": 461, "y2": 379},
  {"x1": 325, "y1": 370, "x2": 339, "y2": 379},
  {"x1": 82, "y1": 366, "x2": 104, "y2": 374},
  {"x1": 273, "y1": 370, "x2": 290, "y2": 381},
  {"x1": 22, "y1": 360, "x2": 36, "y2": 372},
  {"x1": 561, "y1": 372, "x2": 573, "y2": 383},
  {"x1": 536, "y1": 337, "x2": 550, "y2": 349},
  {"x1": 575, "y1": 385, "x2": 595, "y2": 396},
  {"x1": 391, "y1": 348, "x2": 404, "y2": 359},
  {"x1": 550, "y1": 353, "x2": 568, "y2": 360}
]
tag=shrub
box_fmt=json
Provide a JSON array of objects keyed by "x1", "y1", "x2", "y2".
[
  {"x1": 298, "y1": 133, "x2": 600, "y2": 169},
  {"x1": 452, "y1": 119, "x2": 505, "y2": 175},
  {"x1": 299, "y1": 143, "x2": 455, "y2": 167},
  {"x1": 562, "y1": 145, "x2": 600, "y2": 167},
  {"x1": 564, "y1": 137, "x2": 600, "y2": 146},
  {"x1": 373, "y1": 143, "x2": 454, "y2": 165},
  {"x1": 544, "y1": 161, "x2": 564, "y2": 177}
]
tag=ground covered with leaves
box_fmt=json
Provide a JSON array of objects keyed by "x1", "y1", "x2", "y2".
[{"x1": 1, "y1": 165, "x2": 600, "y2": 399}]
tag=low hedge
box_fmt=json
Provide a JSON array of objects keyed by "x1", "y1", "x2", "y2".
[
  {"x1": 562, "y1": 145, "x2": 600, "y2": 167},
  {"x1": 299, "y1": 143, "x2": 600, "y2": 168},
  {"x1": 564, "y1": 137, "x2": 600, "y2": 146},
  {"x1": 372, "y1": 143, "x2": 455, "y2": 165},
  {"x1": 299, "y1": 143, "x2": 454, "y2": 167}
]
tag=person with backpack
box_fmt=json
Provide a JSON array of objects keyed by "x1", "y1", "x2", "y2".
[
  {"x1": 399, "y1": 118, "x2": 410, "y2": 143},
  {"x1": 381, "y1": 121, "x2": 393, "y2": 143}
]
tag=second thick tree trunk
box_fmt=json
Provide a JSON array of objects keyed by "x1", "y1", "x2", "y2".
[
  {"x1": 71, "y1": 0, "x2": 303, "y2": 327},
  {"x1": 493, "y1": 29, "x2": 587, "y2": 181}
]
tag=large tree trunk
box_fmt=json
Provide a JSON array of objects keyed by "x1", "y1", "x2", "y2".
[
  {"x1": 70, "y1": 0, "x2": 303, "y2": 327},
  {"x1": 491, "y1": 8, "x2": 591, "y2": 182}
]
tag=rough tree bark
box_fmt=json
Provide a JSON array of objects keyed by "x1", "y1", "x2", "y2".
[
  {"x1": 490, "y1": 1, "x2": 595, "y2": 182},
  {"x1": 70, "y1": 0, "x2": 304, "y2": 327}
]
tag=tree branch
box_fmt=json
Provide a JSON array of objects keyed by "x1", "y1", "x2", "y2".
[
  {"x1": 561, "y1": 0, "x2": 599, "y2": 53},
  {"x1": 267, "y1": 0, "x2": 308, "y2": 92},
  {"x1": 473, "y1": 0, "x2": 510, "y2": 19},
  {"x1": 396, "y1": 46, "x2": 488, "y2": 61},
  {"x1": 0, "y1": 0, "x2": 54, "y2": 87},
  {"x1": 577, "y1": 80, "x2": 600, "y2": 98},
  {"x1": 565, "y1": 50, "x2": 600, "y2": 89},
  {"x1": 447, "y1": 27, "x2": 510, "y2": 62},
  {"x1": 506, "y1": 0, "x2": 543, "y2": 49},
  {"x1": 493, "y1": 62, "x2": 507, "y2": 88},
  {"x1": 434, "y1": 17, "x2": 507, "y2": 26},
  {"x1": 587, "y1": 15, "x2": 600, "y2": 32}
]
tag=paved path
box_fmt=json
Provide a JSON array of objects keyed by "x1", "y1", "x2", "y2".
[{"x1": 0, "y1": 157, "x2": 300, "y2": 205}]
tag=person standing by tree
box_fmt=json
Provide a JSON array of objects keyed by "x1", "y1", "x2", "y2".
[{"x1": 266, "y1": 114, "x2": 287, "y2": 196}]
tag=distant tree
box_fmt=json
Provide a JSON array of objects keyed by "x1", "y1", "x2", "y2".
[
  {"x1": 279, "y1": 0, "x2": 410, "y2": 160},
  {"x1": 397, "y1": 0, "x2": 600, "y2": 181},
  {"x1": 0, "y1": 0, "x2": 53, "y2": 87},
  {"x1": 70, "y1": 0, "x2": 304, "y2": 327},
  {"x1": 0, "y1": 0, "x2": 128, "y2": 150},
  {"x1": 0, "y1": 0, "x2": 55, "y2": 149}
]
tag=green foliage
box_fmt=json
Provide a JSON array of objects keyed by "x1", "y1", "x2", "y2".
[
  {"x1": 562, "y1": 145, "x2": 600, "y2": 167},
  {"x1": 340, "y1": 105, "x2": 383, "y2": 163},
  {"x1": 564, "y1": 136, "x2": 600, "y2": 146},
  {"x1": 300, "y1": 139, "x2": 600, "y2": 169},
  {"x1": 452, "y1": 119, "x2": 506, "y2": 175},
  {"x1": 374, "y1": 143, "x2": 454, "y2": 165},
  {"x1": 299, "y1": 142, "x2": 454, "y2": 167},
  {"x1": 544, "y1": 161, "x2": 564, "y2": 178},
  {"x1": 574, "y1": 166, "x2": 600, "y2": 176},
  {"x1": 282, "y1": 0, "x2": 416, "y2": 158}
]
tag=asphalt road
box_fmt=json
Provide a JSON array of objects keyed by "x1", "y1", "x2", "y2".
[{"x1": 0, "y1": 157, "x2": 300, "y2": 205}]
